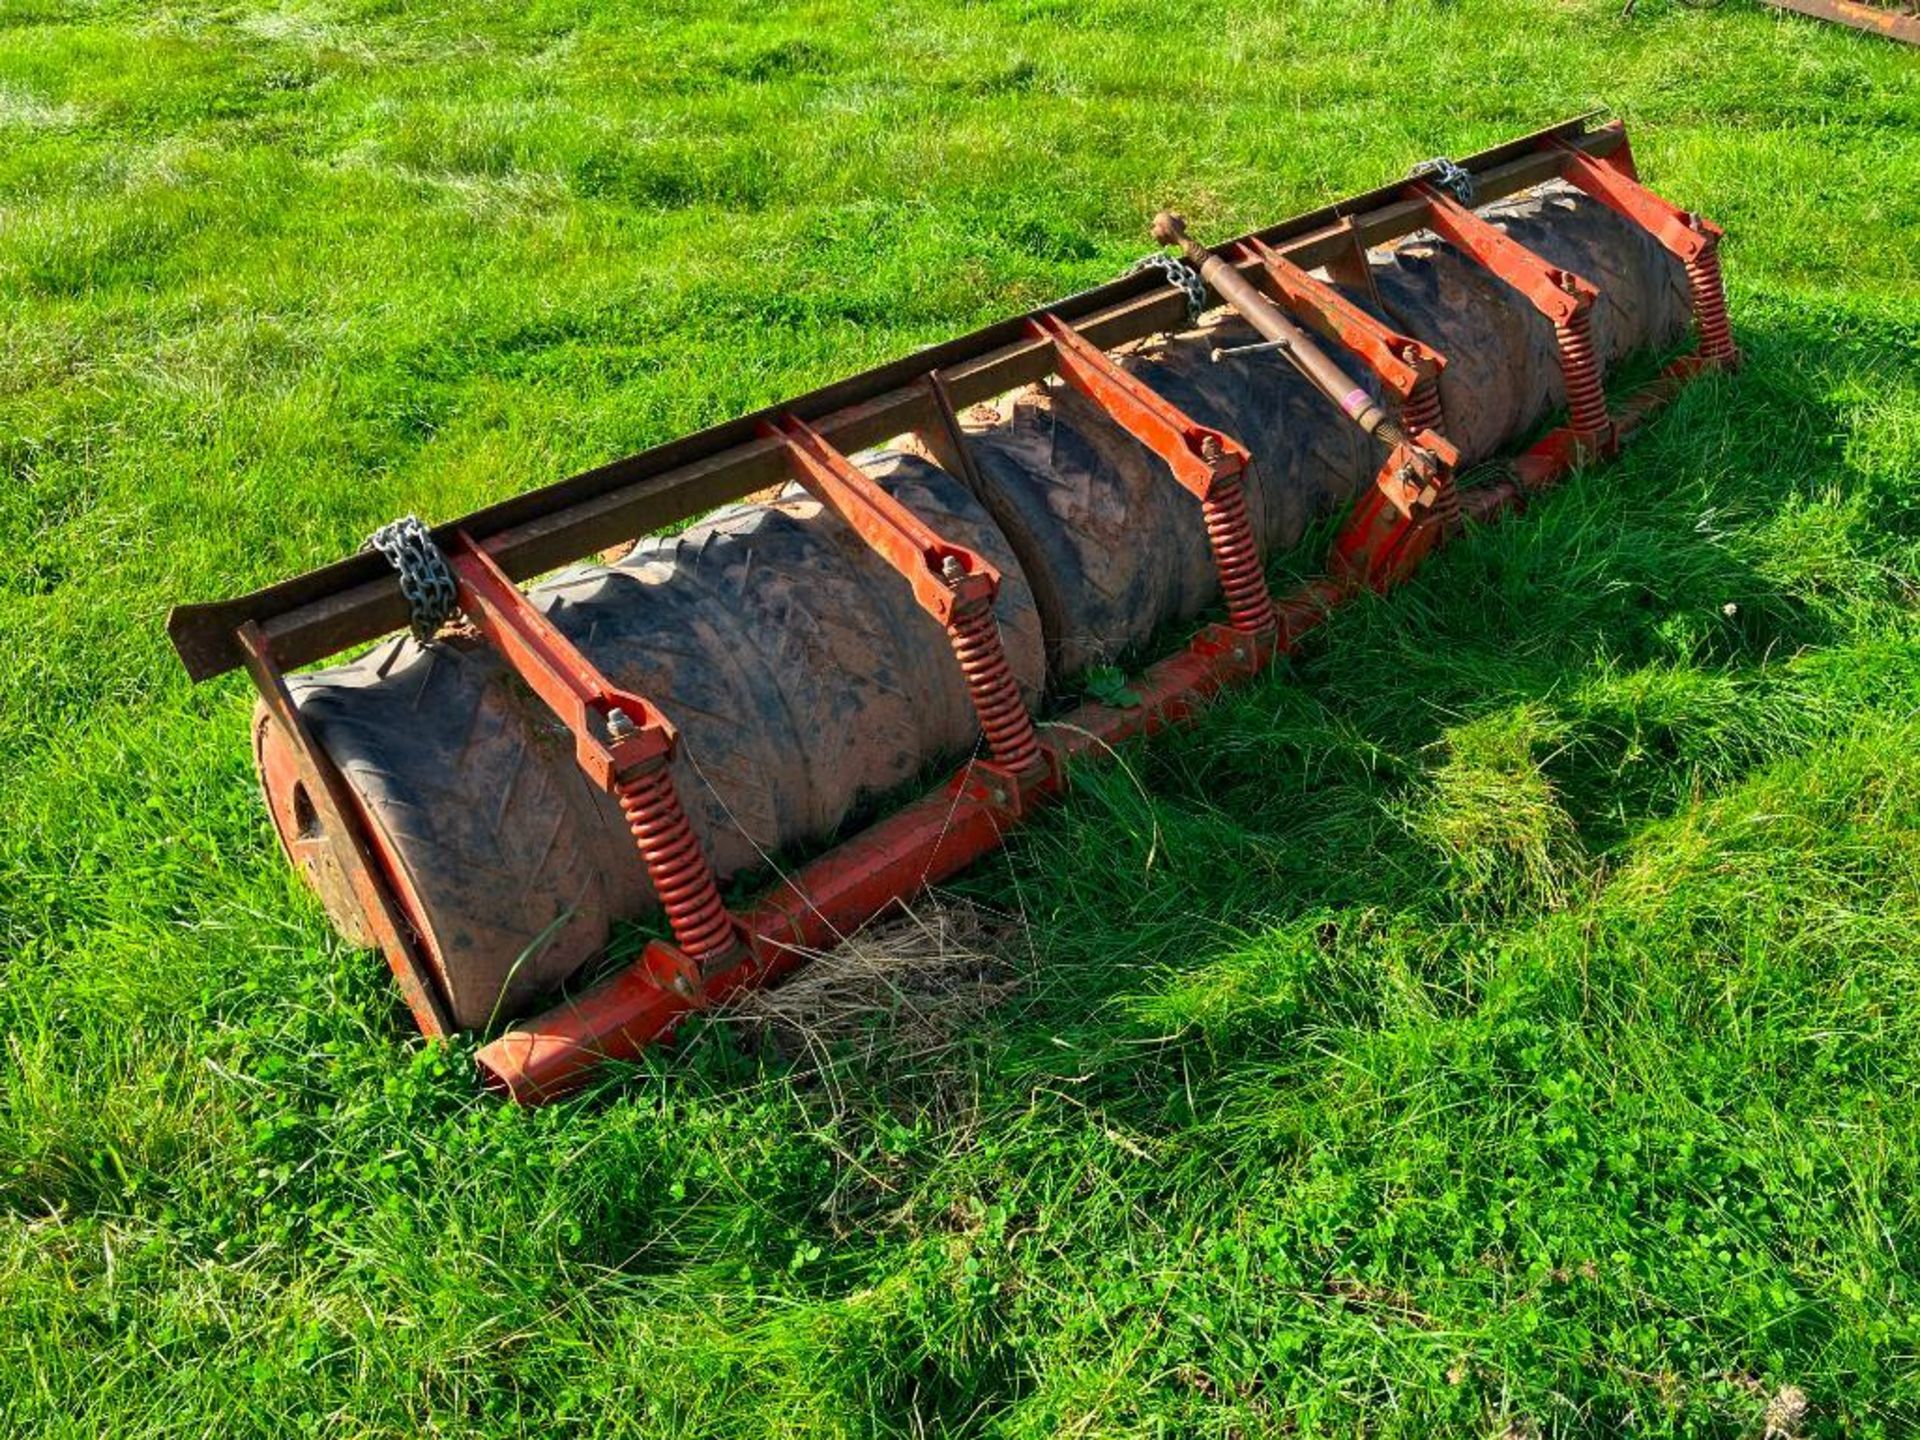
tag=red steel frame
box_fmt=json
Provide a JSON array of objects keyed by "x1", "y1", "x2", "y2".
[{"x1": 176, "y1": 119, "x2": 1740, "y2": 1100}]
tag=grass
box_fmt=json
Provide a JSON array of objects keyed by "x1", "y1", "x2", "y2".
[{"x1": 2, "y1": 0, "x2": 1919, "y2": 1434}]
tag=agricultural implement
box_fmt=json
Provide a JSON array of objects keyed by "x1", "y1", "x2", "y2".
[
  {"x1": 168, "y1": 116, "x2": 1739, "y2": 1102},
  {"x1": 1762, "y1": 0, "x2": 1919, "y2": 44}
]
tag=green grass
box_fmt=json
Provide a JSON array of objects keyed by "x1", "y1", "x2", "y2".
[{"x1": 3, "y1": 0, "x2": 1919, "y2": 1434}]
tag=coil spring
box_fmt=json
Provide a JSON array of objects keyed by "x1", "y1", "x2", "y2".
[
  {"x1": 1554, "y1": 312, "x2": 1610, "y2": 437},
  {"x1": 1686, "y1": 246, "x2": 1736, "y2": 364},
  {"x1": 1202, "y1": 476, "x2": 1277, "y2": 635},
  {"x1": 1401, "y1": 376, "x2": 1443, "y2": 437},
  {"x1": 948, "y1": 603, "x2": 1043, "y2": 772},
  {"x1": 614, "y1": 764, "x2": 737, "y2": 963}
]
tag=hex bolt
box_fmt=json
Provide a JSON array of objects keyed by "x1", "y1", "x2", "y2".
[{"x1": 607, "y1": 707, "x2": 636, "y2": 741}]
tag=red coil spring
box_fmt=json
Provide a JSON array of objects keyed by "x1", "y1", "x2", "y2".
[
  {"x1": 948, "y1": 603, "x2": 1043, "y2": 772},
  {"x1": 1554, "y1": 312, "x2": 1611, "y2": 437},
  {"x1": 614, "y1": 764, "x2": 737, "y2": 963},
  {"x1": 1686, "y1": 246, "x2": 1737, "y2": 364},
  {"x1": 1433, "y1": 463, "x2": 1461, "y2": 528},
  {"x1": 1201, "y1": 476, "x2": 1278, "y2": 635},
  {"x1": 1401, "y1": 376, "x2": 1443, "y2": 436}
]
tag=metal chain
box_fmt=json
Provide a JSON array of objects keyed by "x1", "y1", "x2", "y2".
[
  {"x1": 1129, "y1": 253, "x2": 1207, "y2": 326},
  {"x1": 364, "y1": 515, "x2": 458, "y2": 643},
  {"x1": 1408, "y1": 155, "x2": 1476, "y2": 207}
]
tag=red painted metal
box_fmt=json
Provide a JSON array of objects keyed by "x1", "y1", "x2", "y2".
[
  {"x1": 1329, "y1": 429, "x2": 1462, "y2": 592},
  {"x1": 1408, "y1": 180, "x2": 1615, "y2": 444},
  {"x1": 447, "y1": 534, "x2": 739, "y2": 973},
  {"x1": 1229, "y1": 235, "x2": 1447, "y2": 417},
  {"x1": 1547, "y1": 139, "x2": 1740, "y2": 370},
  {"x1": 1160, "y1": 213, "x2": 1460, "y2": 592},
  {"x1": 1030, "y1": 313, "x2": 1278, "y2": 638},
  {"x1": 1028, "y1": 314, "x2": 1251, "y2": 501},
  {"x1": 764, "y1": 413, "x2": 1046, "y2": 777},
  {"x1": 1761, "y1": 0, "x2": 1920, "y2": 44},
  {"x1": 170, "y1": 116, "x2": 1633, "y2": 688},
  {"x1": 197, "y1": 119, "x2": 1739, "y2": 1101},
  {"x1": 762, "y1": 414, "x2": 1000, "y2": 627}
]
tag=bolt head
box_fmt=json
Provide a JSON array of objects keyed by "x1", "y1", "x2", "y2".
[{"x1": 606, "y1": 708, "x2": 636, "y2": 740}]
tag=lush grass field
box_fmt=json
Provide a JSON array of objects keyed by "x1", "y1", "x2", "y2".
[{"x1": 3, "y1": 0, "x2": 1919, "y2": 1434}]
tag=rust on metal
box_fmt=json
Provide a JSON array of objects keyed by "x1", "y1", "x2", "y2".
[{"x1": 1762, "y1": 0, "x2": 1919, "y2": 42}]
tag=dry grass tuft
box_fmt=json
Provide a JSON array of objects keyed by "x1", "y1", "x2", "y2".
[{"x1": 723, "y1": 897, "x2": 1026, "y2": 1071}]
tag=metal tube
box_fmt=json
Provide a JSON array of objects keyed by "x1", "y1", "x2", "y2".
[{"x1": 1151, "y1": 211, "x2": 1400, "y2": 441}]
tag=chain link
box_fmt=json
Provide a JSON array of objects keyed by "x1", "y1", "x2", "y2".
[
  {"x1": 1129, "y1": 253, "x2": 1207, "y2": 326},
  {"x1": 365, "y1": 515, "x2": 458, "y2": 643},
  {"x1": 1408, "y1": 155, "x2": 1476, "y2": 207}
]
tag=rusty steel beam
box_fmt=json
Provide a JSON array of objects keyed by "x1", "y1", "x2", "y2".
[
  {"x1": 1762, "y1": 0, "x2": 1920, "y2": 42},
  {"x1": 168, "y1": 116, "x2": 1628, "y2": 684}
]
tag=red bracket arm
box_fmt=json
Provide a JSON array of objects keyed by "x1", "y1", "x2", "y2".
[
  {"x1": 1229, "y1": 236, "x2": 1445, "y2": 403},
  {"x1": 765, "y1": 415, "x2": 1045, "y2": 778},
  {"x1": 1027, "y1": 313, "x2": 1249, "y2": 501},
  {"x1": 760, "y1": 414, "x2": 1000, "y2": 624},
  {"x1": 1548, "y1": 139, "x2": 1717, "y2": 262},
  {"x1": 1407, "y1": 180, "x2": 1613, "y2": 441},
  {"x1": 1031, "y1": 312, "x2": 1274, "y2": 639},
  {"x1": 448, "y1": 534, "x2": 675, "y2": 787},
  {"x1": 1408, "y1": 180, "x2": 1597, "y2": 323},
  {"x1": 449, "y1": 532, "x2": 739, "y2": 974},
  {"x1": 1547, "y1": 138, "x2": 1738, "y2": 370}
]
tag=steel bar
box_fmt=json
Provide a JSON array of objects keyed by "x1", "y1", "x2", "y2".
[
  {"x1": 1150, "y1": 211, "x2": 1398, "y2": 439},
  {"x1": 1230, "y1": 235, "x2": 1444, "y2": 404},
  {"x1": 1545, "y1": 139, "x2": 1740, "y2": 370}
]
